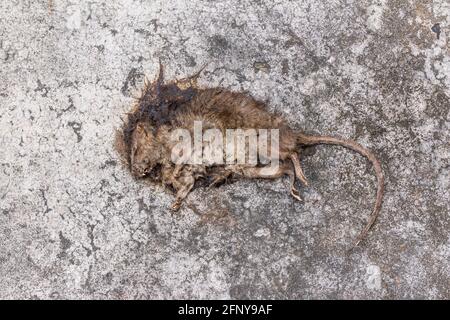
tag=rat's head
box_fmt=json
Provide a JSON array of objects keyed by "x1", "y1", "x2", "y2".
[{"x1": 130, "y1": 121, "x2": 161, "y2": 178}]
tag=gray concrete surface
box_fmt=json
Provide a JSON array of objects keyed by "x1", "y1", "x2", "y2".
[{"x1": 0, "y1": 0, "x2": 449, "y2": 299}]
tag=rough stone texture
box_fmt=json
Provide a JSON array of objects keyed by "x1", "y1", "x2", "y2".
[{"x1": 0, "y1": 0, "x2": 449, "y2": 299}]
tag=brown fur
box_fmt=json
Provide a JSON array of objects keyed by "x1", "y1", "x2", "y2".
[{"x1": 116, "y1": 64, "x2": 384, "y2": 247}]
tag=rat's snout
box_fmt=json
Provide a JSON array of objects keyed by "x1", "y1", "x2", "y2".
[
  {"x1": 131, "y1": 166, "x2": 145, "y2": 178},
  {"x1": 131, "y1": 165, "x2": 153, "y2": 178}
]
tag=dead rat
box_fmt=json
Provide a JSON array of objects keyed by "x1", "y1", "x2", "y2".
[{"x1": 116, "y1": 63, "x2": 384, "y2": 246}]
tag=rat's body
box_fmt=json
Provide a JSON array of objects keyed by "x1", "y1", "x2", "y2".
[{"x1": 116, "y1": 65, "x2": 384, "y2": 246}]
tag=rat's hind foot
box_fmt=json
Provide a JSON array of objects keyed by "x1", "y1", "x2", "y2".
[
  {"x1": 285, "y1": 164, "x2": 302, "y2": 201},
  {"x1": 290, "y1": 153, "x2": 309, "y2": 187},
  {"x1": 170, "y1": 200, "x2": 182, "y2": 212},
  {"x1": 290, "y1": 187, "x2": 302, "y2": 201},
  {"x1": 237, "y1": 163, "x2": 303, "y2": 202},
  {"x1": 288, "y1": 169, "x2": 302, "y2": 202}
]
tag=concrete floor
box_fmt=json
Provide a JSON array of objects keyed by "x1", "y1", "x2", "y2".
[{"x1": 0, "y1": 0, "x2": 449, "y2": 299}]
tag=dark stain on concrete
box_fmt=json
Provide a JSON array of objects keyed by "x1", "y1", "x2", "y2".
[
  {"x1": 68, "y1": 121, "x2": 83, "y2": 143},
  {"x1": 431, "y1": 23, "x2": 441, "y2": 39},
  {"x1": 121, "y1": 68, "x2": 142, "y2": 96}
]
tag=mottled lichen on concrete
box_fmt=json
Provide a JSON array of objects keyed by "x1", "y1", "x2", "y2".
[{"x1": 0, "y1": 0, "x2": 448, "y2": 299}]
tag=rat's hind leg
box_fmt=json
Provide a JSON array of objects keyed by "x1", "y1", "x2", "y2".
[
  {"x1": 238, "y1": 163, "x2": 302, "y2": 201},
  {"x1": 290, "y1": 153, "x2": 309, "y2": 186}
]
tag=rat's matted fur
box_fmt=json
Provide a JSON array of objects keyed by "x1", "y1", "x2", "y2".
[{"x1": 115, "y1": 63, "x2": 384, "y2": 247}]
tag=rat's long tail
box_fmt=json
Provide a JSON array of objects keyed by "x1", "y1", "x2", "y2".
[{"x1": 297, "y1": 133, "x2": 384, "y2": 247}]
